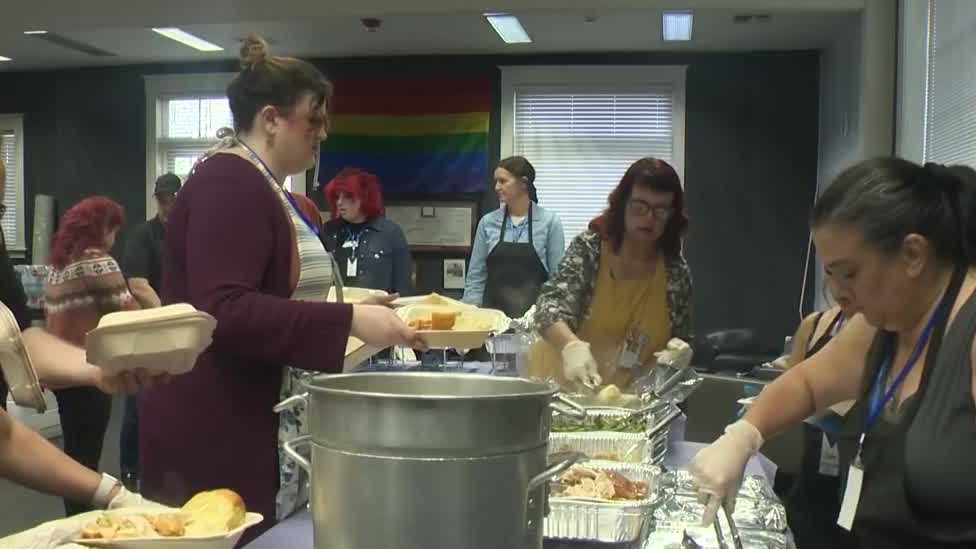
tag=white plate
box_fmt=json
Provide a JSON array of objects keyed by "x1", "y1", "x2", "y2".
[
  {"x1": 86, "y1": 304, "x2": 216, "y2": 375},
  {"x1": 0, "y1": 301, "x2": 46, "y2": 412},
  {"x1": 327, "y1": 287, "x2": 387, "y2": 304},
  {"x1": 76, "y1": 512, "x2": 263, "y2": 549},
  {"x1": 391, "y1": 293, "x2": 475, "y2": 309},
  {"x1": 397, "y1": 304, "x2": 510, "y2": 351}
]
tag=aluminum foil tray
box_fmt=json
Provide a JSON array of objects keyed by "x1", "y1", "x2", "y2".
[
  {"x1": 552, "y1": 405, "x2": 674, "y2": 438},
  {"x1": 661, "y1": 470, "x2": 778, "y2": 502},
  {"x1": 644, "y1": 525, "x2": 790, "y2": 549},
  {"x1": 653, "y1": 493, "x2": 788, "y2": 532},
  {"x1": 550, "y1": 431, "x2": 650, "y2": 464},
  {"x1": 545, "y1": 461, "x2": 662, "y2": 543}
]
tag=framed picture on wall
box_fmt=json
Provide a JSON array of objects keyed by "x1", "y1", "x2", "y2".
[{"x1": 443, "y1": 259, "x2": 466, "y2": 290}]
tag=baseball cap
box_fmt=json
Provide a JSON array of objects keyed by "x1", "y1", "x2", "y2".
[{"x1": 154, "y1": 173, "x2": 182, "y2": 196}]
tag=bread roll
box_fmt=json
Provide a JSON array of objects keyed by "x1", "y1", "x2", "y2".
[{"x1": 181, "y1": 489, "x2": 246, "y2": 536}]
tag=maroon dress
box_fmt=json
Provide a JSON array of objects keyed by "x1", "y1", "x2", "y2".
[{"x1": 140, "y1": 154, "x2": 352, "y2": 543}]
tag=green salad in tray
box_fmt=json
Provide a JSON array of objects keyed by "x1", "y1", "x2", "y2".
[{"x1": 551, "y1": 413, "x2": 646, "y2": 434}]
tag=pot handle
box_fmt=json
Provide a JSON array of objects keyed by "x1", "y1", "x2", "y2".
[
  {"x1": 273, "y1": 392, "x2": 309, "y2": 414},
  {"x1": 526, "y1": 451, "x2": 584, "y2": 494},
  {"x1": 549, "y1": 394, "x2": 587, "y2": 419},
  {"x1": 282, "y1": 434, "x2": 312, "y2": 476}
]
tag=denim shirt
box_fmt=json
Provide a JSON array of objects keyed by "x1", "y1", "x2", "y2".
[
  {"x1": 323, "y1": 217, "x2": 414, "y2": 296},
  {"x1": 462, "y1": 203, "x2": 565, "y2": 306}
]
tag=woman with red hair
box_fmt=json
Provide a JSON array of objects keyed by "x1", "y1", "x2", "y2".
[
  {"x1": 323, "y1": 167, "x2": 413, "y2": 295},
  {"x1": 45, "y1": 196, "x2": 140, "y2": 516},
  {"x1": 529, "y1": 157, "x2": 694, "y2": 390}
]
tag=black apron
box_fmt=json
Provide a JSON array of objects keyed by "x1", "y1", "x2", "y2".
[
  {"x1": 784, "y1": 311, "x2": 857, "y2": 549},
  {"x1": 836, "y1": 265, "x2": 967, "y2": 549},
  {"x1": 483, "y1": 205, "x2": 548, "y2": 318}
]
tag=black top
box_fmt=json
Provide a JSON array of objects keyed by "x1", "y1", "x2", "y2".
[
  {"x1": 322, "y1": 216, "x2": 413, "y2": 296},
  {"x1": 122, "y1": 217, "x2": 165, "y2": 292},
  {"x1": 838, "y1": 267, "x2": 976, "y2": 548},
  {"x1": 806, "y1": 310, "x2": 844, "y2": 358}
]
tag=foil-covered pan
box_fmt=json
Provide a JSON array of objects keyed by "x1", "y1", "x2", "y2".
[
  {"x1": 645, "y1": 526, "x2": 790, "y2": 549},
  {"x1": 653, "y1": 493, "x2": 788, "y2": 532},
  {"x1": 661, "y1": 471, "x2": 778, "y2": 503},
  {"x1": 545, "y1": 461, "x2": 662, "y2": 543}
]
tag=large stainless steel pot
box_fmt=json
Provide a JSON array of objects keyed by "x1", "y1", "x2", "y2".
[{"x1": 275, "y1": 372, "x2": 584, "y2": 549}]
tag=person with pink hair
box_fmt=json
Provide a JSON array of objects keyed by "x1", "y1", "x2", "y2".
[
  {"x1": 323, "y1": 167, "x2": 413, "y2": 295},
  {"x1": 45, "y1": 195, "x2": 142, "y2": 516}
]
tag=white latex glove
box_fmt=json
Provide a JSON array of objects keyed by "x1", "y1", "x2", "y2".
[
  {"x1": 654, "y1": 338, "x2": 694, "y2": 369},
  {"x1": 561, "y1": 340, "x2": 602, "y2": 388},
  {"x1": 106, "y1": 487, "x2": 170, "y2": 511},
  {"x1": 688, "y1": 419, "x2": 764, "y2": 526}
]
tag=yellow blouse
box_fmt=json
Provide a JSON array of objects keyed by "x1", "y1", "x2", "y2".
[{"x1": 528, "y1": 242, "x2": 672, "y2": 389}]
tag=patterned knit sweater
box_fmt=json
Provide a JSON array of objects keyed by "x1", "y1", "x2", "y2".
[{"x1": 45, "y1": 248, "x2": 139, "y2": 346}]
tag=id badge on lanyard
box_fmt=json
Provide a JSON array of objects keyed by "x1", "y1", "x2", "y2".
[
  {"x1": 617, "y1": 325, "x2": 648, "y2": 370},
  {"x1": 342, "y1": 239, "x2": 358, "y2": 278},
  {"x1": 838, "y1": 305, "x2": 940, "y2": 531}
]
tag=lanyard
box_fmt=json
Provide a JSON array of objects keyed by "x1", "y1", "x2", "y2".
[
  {"x1": 856, "y1": 282, "x2": 952, "y2": 462},
  {"x1": 238, "y1": 140, "x2": 321, "y2": 237}
]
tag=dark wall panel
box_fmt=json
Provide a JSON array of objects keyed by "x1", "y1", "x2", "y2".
[{"x1": 0, "y1": 50, "x2": 819, "y2": 348}]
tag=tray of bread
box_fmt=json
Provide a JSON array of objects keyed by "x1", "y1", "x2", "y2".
[
  {"x1": 397, "y1": 304, "x2": 509, "y2": 350},
  {"x1": 76, "y1": 489, "x2": 262, "y2": 549}
]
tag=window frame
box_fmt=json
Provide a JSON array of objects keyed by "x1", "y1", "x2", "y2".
[
  {"x1": 144, "y1": 73, "x2": 236, "y2": 221},
  {"x1": 499, "y1": 65, "x2": 687, "y2": 182},
  {"x1": 0, "y1": 114, "x2": 27, "y2": 256}
]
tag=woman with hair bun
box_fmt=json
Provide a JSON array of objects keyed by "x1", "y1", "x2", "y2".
[
  {"x1": 463, "y1": 156, "x2": 565, "y2": 318},
  {"x1": 139, "y1": 35, "x2": 423, "y2": 539},
  {"x1": 692, "y1": 158, "x2": 976, "y2": 548}
]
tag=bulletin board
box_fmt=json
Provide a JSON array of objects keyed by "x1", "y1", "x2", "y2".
[{"x1": 384, "y1": 201, "x2": 478, "y2": 252}]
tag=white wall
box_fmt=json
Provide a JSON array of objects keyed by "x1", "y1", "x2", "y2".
[
  {"x1": 897, "y1": 0, "x2": 930, "y2": 163},
  {"x1": 812, "y1": 15, "x2": 863, "y2": 310},
  {"x1": 811, "y1": 1, "x2": 897, "y2": 310}
]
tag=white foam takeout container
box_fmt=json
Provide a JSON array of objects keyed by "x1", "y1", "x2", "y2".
[
  {"x1": 0, "y1": 301, "x2": 46, "y2": 411},
  {"x1": 327, "y1": 286, "x2": 387, "y2": 304},
  {"x1": 396, "y1": 304, "x2": 510, "y2": 351},
  {"x1": 86, "y1": 304, "x2": 216, "y2": 376},
  {"x1": 75, "y1": 512, "x2": 264, "y2": 549}
]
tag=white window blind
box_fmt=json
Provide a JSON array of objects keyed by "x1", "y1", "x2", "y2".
[
  {"x1": 0, "y1": 115, "x2": 25, "y2": 252},
  {"x1": 924, "y1": 0, "x2": 976, "y2": 165},
  {"x1": 159, "y1": 97, "x2": 234, "y2": 181},
  {"x1": 513, "y1": 86, "x2": 676, "y2": 242}
]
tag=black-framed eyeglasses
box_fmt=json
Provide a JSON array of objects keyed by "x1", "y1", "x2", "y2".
[{"x1": 627, "y1": 199, "x2": 672, "y2": 220}]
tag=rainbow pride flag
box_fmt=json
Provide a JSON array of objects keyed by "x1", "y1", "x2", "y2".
[{"x1": 318, "y1": 77, "x2": 492, "y2": 194}]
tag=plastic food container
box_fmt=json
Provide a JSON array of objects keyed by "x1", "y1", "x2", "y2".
[
  {"x1": 0, "y1": 301, "x2": 46, "y2": 411},
  {"x1": 75, "y1": 512, "x2": 264, "y2": 549},
  {"x1": 86, "y1": 304, "x2": 216, "y2": 375}
]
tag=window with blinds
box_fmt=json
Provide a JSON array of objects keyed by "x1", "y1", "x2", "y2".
[
  {"x1": 157, "y1": 97, "x2": 291, "y2": 189},
  {"x1": 158, "y1": 97, "x2": 233, "y2": 181},
  {"x1": 512, "y1": 86, "x2": 678, "y2": 243},
  {"x1": 924, "y1": 0, "x2": 976, "y2": 165},
  {"x1": 0, "y1": 115, "x2": 25, "y2": 252}
]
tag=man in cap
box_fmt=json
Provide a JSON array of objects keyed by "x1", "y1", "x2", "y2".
[{"x1": 118, "y1": 172, "x2": 181, "y2": 489}]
